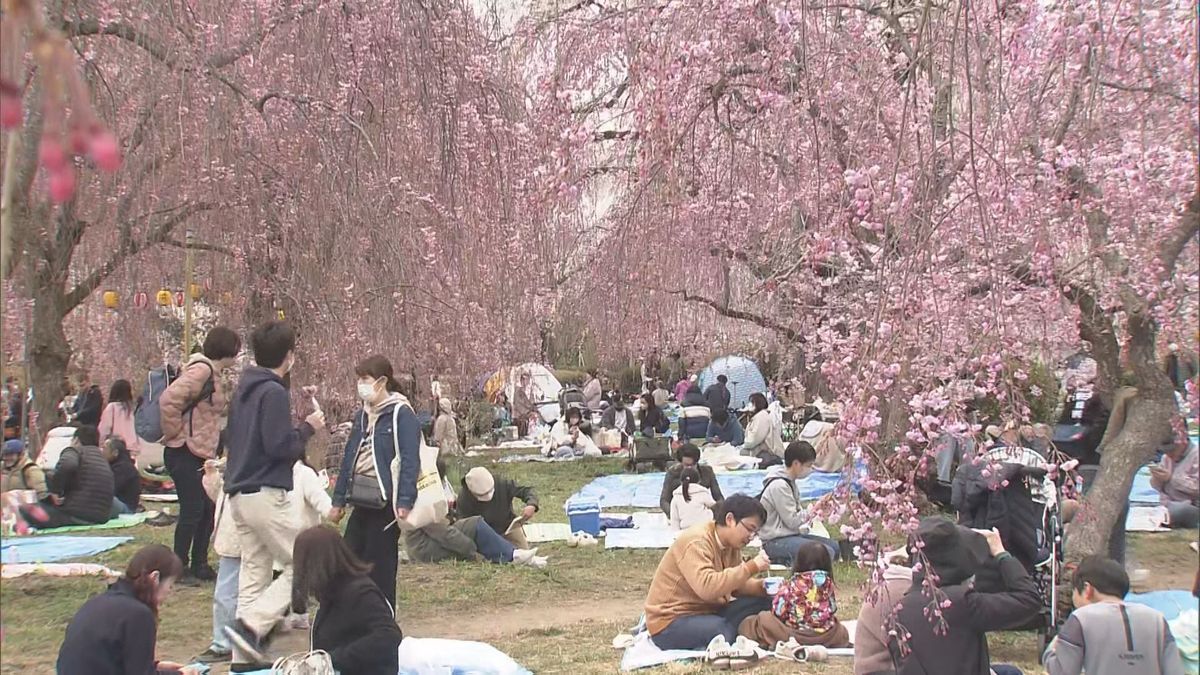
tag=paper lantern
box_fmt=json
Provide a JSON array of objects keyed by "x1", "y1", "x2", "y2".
[
  {"x1": 156, "y1": 289, "x2": 172, "y2": 306},
  {"x1": 102, "y1": 291, "x2": 119, "y2": 309},
  {"x1": 133, "y1": 292, "x2": 148, "y2": 309},
  {"x1": 174, "y1": 291, "x2": 185, "y2": 307},
  {"x1": 189, "y1": 283, "x2": 203, "y2": 300}
]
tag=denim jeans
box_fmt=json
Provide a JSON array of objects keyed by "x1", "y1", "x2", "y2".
[
  {"x1": 110, "y1": 496, "x2": 131, "y2": 518},
  {"x1": 650, "y1": 596, "x2": 772, "y2": 650},
  {"x1": 473, "y1": 519, "x2": 516, "y2": 562},
  {"x1": 762, "y1": 533, "x2": 840, "y2": 565},
  {"x1": 210, "y1": 555, "x2": 240, "y2": 652}
]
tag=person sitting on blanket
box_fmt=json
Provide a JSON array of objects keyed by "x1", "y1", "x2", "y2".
[
  {"x1": 20, "y1": 425, "x2": 114, "y2": 530},
  {"x1": 644, "y1": 494, "x2": 773, "y2": 650},
  {"x1": 639, "y1": 392, "x2": 671, "y2": 437},
  {"x1": 292, "y1": 526, "x2": 403, "y2": 675},
  {"x1": 550, "y1": 407, "x2": 602, "y2": 459},
  {"x1": 57, "y1": 544, "x2": 197, "y2": 675},
  {"x1": 854, "y1": 548, "x2": 914, "y2": 675},
  {"x1": 743, "y1": 393, "x2": 784, "y2": 467},
  {"x1": 758, "y1": 441, "x2": 840, "y2": 565},
  {"x1": 457, "y1": 467, "x2": 540, "y2": 548},
  {"x1": 739, "y1": 541, "x2": 851, "y2": 649},
  {"x1": 1149, "y1": 435, "x2": 1199, "y2": 529},
  {"x1": 2, "y1": 438, "x2": 48, "y2": 500},
  {"x1": 600, "y1": 390, "x2": 637, "y2": 447},
  {"x1": 669, "y1": 467, "x2": 717, "y2": 531},
  {"x1": 659, "y1": 443, "x2": 725, "y2": 516},
  {"x1": 103, "y1": 436, "x2": 142, "y2": 516},
  {"x1": 706, "y1": 407, "x2": 745, "y2": 446}
]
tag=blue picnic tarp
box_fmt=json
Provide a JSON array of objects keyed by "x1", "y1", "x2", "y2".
[
  {"x1": 570, "y1": 467, "x2": 853, "y2": 509},
  {"x1": 1, "y1": 535, "x2": 131, "y2": 563}
]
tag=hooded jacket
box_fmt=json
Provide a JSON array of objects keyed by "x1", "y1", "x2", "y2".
[
  {"x1": 888, "y1": 553, "x2": 1041, "y2": 675},
  {"x1": 456, "y1": 475, "x2": 538, "y2": 537},
  {"x1": 432, "y1": 399, "x2": 462, "y2": 455},
  {"x1": 333, "y1": 395, "x2": 421, "y2": 510},
  {"x1": 669, "y1": 483, "x2": 716, "y2": 530},
  {"x1": 159, "y1": 353, "x2": 225, "y2": 459},
  {"x1": 854, "y1": 564, "x2": 914, "y2": 675},
  {"x1": 223, "y1": 366, "x2": 314, "y2": 495},
  {"x1": 758, "y1": 465, "x2": 810, "y2": 542}
]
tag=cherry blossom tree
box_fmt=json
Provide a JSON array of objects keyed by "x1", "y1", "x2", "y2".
[{"x1": 526, "y1": 0, "x2": 1198, "y2": 560}]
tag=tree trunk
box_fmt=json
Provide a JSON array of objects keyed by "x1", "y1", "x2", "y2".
[
  {"x1": 28, "y1": 286, "x2": 70, "y2": 450},
  {"x1": 1064, "y1": 393, "x2": 1175, "y2": 565}
]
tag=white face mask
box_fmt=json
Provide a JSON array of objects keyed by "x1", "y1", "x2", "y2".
[{"x1": 357, "y1": 379, "x2": 380, "y2": 403}]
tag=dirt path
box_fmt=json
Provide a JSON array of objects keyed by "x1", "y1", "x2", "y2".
[{"x1": 402, "y1": 594, "x2": 645, "y2": 639}]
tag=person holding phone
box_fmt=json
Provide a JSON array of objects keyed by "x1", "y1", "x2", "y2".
[{"x1": 1149, "y1": 437, "x2": 1199, "y2": 529}]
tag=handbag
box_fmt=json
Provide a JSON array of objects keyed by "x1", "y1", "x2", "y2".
[
  {"x1": 272, "y1": 650, "x2": 334, "y2": 675},
  {"x1": 345, "y1": 435, "x2": 387, "y2": 510},
  {"x1": 390, "y1": 398, "x2": 448, "y2": 530}
]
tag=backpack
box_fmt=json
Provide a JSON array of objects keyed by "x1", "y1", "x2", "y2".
[{"x1": 134, "y1": 362, "x2": 214, "y2": 442}]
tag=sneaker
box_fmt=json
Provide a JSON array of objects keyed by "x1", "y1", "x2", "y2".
[
  {"x1": 574, "y1": 532, "x2": 598, "y2": 547},
  {"x1": 194, "y1": 646, "x2": 231, "y2": 663},
  {"x1": 176, "y1": 569, "x2": 203, "y2": 587},
  {"x1": 224, "y1": 620, "x2": 269, "y2": 663},
  {"x1": 529, "y1": 556, "x2": 549, "y2": 570},
  {"x1": 729, "y1": 635, "x2": 761, "y2": 670},
  {"x1": 191, "y1": 564, "x2": 217, "y2": 582},
  {"x1": 512, "y1": 547, "x2": 539, "y2": 565},
  {"x1": 704, "y1": 635, "x2": 732, "y2": 669}
]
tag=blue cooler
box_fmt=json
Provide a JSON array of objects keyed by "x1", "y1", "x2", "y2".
[{"x1": 566, "y1": 497, "x2": 601, "y2": 536}]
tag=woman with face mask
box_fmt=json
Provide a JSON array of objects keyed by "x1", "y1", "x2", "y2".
[{"x1": 328, "y1": 355, "x2": 421, "y2": 610}]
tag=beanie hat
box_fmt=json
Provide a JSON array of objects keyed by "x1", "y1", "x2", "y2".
[
  {"x1": 912, "y1": 516, "x2": 989, "y2": 587},
  {"x1": 465, "y1": 467, "x2": 495, "y2": 502},
  {"x1": 3, "y1": 439, "x2": 24, "y2": 455}
]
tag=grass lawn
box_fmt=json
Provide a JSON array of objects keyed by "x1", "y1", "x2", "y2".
[{"x1": 2, "y1": 454, "x2": 1197, "y2": 674}]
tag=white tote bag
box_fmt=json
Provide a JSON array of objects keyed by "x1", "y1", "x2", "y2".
[
  {"x1": 272, "y1": 650, "x2": 334, "y2": 675},
  {"x1": 390, "y1": 399, "x2": 448, "y2": 531}
]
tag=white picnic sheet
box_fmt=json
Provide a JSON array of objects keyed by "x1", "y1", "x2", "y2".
[
  {"x1": 1, "y1": 562, "x2": 119, "y2": 579},
  {"x1": 1125, "y1": 504, "x2": 1170, "y2": 532},
  {"x1": 523, "y1": 523, "x2": 573, "y2": 543}
]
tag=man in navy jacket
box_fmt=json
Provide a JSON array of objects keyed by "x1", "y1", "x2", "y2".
[{"x1": 223, "y1": 321, "x2": 325, "y2": 666}]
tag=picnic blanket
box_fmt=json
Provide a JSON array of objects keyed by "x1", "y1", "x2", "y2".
[
  {"x1": 1129, "y1": 465, "x2": 1160, "y2": 505},
  {"x1": 1125, "y1": 504, "x2": 1170, "y2": 532},
  {"x1": 1, "y1": 562, "x2": 119, "y2": 579},
  {"x1": 398, "y1": 637, "x2": 531, "y2": 674},
  {"x1": 1125, "y1": 590, "x2": 1197, "y2": 622},
  {"x1": 524, "y1": 523, "x2": 572, "y2": 543},
  {"x1": 32, "y1": 512, "x2": 150, "y2": 534},
  {"x1": 618, "y1": 623, "x2": 855, "y2": 670},
  {"x1": 1, "y1": 535, "x2": 131, "y2": 563},
  {"x1": 570, "y1": 467, "x2": 849, "y2": 509}
]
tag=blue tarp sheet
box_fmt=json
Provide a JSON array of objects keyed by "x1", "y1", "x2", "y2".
[
  {"x1": 570, "y1": 468, "x2": 851, "y2": 509},
  {"x1": 1126, "y1": 590, "x2": 1196, "y2": 622},
  {"x1": 1, "y1": 535, "x2": 131, "y2": 563}
]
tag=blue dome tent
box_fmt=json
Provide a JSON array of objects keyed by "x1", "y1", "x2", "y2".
[{"x1": 698, "y1": 355, "x2": 768, "y2": 411}]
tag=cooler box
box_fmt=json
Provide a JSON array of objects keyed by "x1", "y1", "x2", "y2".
[{"x1": 566, "y1": 497, "x2": 601, "y2": 536}]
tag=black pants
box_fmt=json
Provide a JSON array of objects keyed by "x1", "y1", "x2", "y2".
[
  {"x1": 164, "y1": 446, "x2": 215, "y2": 569},
  {"x1": 20, "y1": 502, "x2": 90, "y2": 529},
  {"x1": 344, "y1": 504, "x2": 400, "y2": 609}
]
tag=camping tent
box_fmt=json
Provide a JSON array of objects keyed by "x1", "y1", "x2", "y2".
[
  {"x1": 483, "y1": 363, "x2": 562, "y2": 423},
  {"x1": 698, "y1": 355, "x2": 768, "y2": 411}
]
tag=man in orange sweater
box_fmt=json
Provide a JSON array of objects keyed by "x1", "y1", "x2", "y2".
[{"x1": 645, "y1": 494, "x2": 772, "y2": 650}]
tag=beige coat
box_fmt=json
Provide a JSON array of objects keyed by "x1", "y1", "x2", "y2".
[{"x1": 160, "y1": 354, "x2": 227, "y2": 459}]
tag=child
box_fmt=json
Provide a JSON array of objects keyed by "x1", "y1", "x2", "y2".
[
  {"x1": 739, "y1": 542, "x2": 851, "y2": 649},
  {"x1": 1043, "y1": 555, "x2": 1185, "y2": 675},
  {"x1": 103, "y1": 437, "x2": 141, "y2": 515},
  {"x1": 196, "y1": 459, "x2": 239, "y2": 663},
  {"x1": 669, "y1": 466, "x2": 716, "y2": 530},
  {"x1": 285, "y1": 458, "x2": 334, "y2": 630}
]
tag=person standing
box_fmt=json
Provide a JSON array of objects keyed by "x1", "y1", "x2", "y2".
[
  {"x1": 704, "y1": 374, "x2": 731, "y2": 413},
  {"x1": 582, "y1": 369, "x2": 603, "y2": 411},
  {"x1": 512, "y1": 371, "x2": 537, "y2": 437},
  {"x1": 328, "y1": 355, "x2": 420, "y2": 611},
  {"x1": 72, "y1": 377, "x2": 104, "y2": 427},
  {"x1": 99, "y1": 379, "x2": 144, "y2": 459},
  {"x1": 222, "y1": 321, "x2": 325, "y2": 666},
  {"x1": 432, "y1": 398, "x2": 462, "y2": 456},
  {"x1": 159, "y1": 327, "x2": 242, "y2": 583}
]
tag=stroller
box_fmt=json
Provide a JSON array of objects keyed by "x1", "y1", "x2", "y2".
[{"x1": 952, "y1": 445, "x2": 1064, "y2": 659}]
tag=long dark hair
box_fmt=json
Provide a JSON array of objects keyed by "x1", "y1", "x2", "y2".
[
  {"x1": 292, "y1": 526, "x2": 373, "y2": 608},
  {"x1": 354, "y1": 355, "x2": 402, "y2": 394},
  {"x1": 791, "y1": 541, "x2": 833, "y2": 577},
  {"x1": 124, "y1": 544, "x2": 183, "y2": 617},
  {"x1": 108, "y1": 379, "x2": 133, "y2": 410},
  {"x1": 639, "y1": 393, "x2": 657, "y2": 422},
  {"x1": 680, "y1": 466, "x2": 700, "y2": 502}
]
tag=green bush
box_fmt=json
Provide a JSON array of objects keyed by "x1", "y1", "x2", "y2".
[
  {"x1": 616, "y1": 365, "x2": 642, "y2": 394},
  {"x1": 554, "y1": 369, "x2": 589, "y2": 387}
]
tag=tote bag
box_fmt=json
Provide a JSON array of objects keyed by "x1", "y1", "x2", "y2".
[{"x1": 390, "y1": 399, "x2": 448, "y2": 530}]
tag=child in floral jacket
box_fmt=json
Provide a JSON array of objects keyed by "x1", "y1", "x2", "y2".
[{"x1": 739, "y1": 541, "x2": 851, "y2": 648}]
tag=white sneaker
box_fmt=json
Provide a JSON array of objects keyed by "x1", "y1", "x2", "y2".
[
  {"x1": 513, "y1": 548, "x2": 539, "y2": 565},
  {"x1": 529, "y1": 555, "x2": 548, "y2": 569},
  {"x1": 566, "y1": 533, "x2": 581, "y2": 548},
  {"x1": 575, "y1": 532, "x2": 598, "y2": 547},
  {"x1": 705, "y1": 635, "x2": 731, "y2": 668}
]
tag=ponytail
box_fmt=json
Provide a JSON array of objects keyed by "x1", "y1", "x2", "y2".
[{"x1": 680, "y1": 466, "x2": 701, "y2": 503}]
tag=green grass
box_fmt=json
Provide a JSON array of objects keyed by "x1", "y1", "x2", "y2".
[{"x1": 2, "y1": 454, "x2": 1197, "y2": 674}]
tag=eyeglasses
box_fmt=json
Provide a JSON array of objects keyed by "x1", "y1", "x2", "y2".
[{"x1": 737, "y1": 520, "x2": 760, "y2": 536}]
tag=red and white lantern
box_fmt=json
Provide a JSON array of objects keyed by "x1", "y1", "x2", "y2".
[{"x1": 133, "y1": 292, "x2": 148, "y2": 309}]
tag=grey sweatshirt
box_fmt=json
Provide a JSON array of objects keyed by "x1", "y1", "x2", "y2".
[
  {"x1": 1043, "y1": 601, "x2": 1185, "y2": 675},
  {"x1": 758, "y1": 465, "x2": 810, "y2": 541}
]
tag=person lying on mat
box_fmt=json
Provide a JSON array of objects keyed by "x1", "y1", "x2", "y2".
[
  {"x1": 1149, "y1": 435, "x2": 1199, "y2": 529},
  {"x1": 457, "y1": 467, "x2": 539, "y2": 548},
  {"x1": 644, "y1": 494, "x2": 772, "y2": 651},
  {"x1": 57, "y1": 544, "x2": 199, "y2": 674},
  {"x1": 292, "y1": 527, "x2": 403, "y2": 675},
  {"x1": 20, "y1": 425, "x2": 114, "y2": 530},
  {"x1": 659, "y1": 443, "x2": 725, "y2": 516},
  {"x1": 1042, "y1": 555, "x2": 1185, "y2": 675}
]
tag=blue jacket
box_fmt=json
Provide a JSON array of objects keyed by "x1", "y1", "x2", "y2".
[
  {"x1": 224, "y1": 367, "x2": 314, "y2": 495},
  {"x1": 706, "y1": 416, "x2": 745, "y2": 446},
  {"x1": 333, "y1": 401, "x2": 421, "y2": 510}
]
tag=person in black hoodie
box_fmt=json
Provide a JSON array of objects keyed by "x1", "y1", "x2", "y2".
[
  {"x1": 292, "y1": 526, "x2": 402, "y2": 675},
  {"x1": 222, "y1": 320, "x2": 326, "y2": 667},
  {"x1": 888, "y1": 517, "x2": 1041, "y2": 675},
  {"x1": 704, "y1": 374, "x2": 732, "y2": 413},
  {"x1": 20, "y1": 425, "x2": 114, "y2": 529},
  {"x1": 104, "y1": 436, "x2": 142, "y2": 515},
  {"x1": 57, "y1": 544, "x2": 191, "y2": 674}
]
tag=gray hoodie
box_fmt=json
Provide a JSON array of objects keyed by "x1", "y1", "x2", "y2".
[{"x1": 758, "y1": 464, "x2": 810, "y2": 541}]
